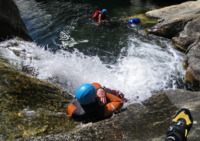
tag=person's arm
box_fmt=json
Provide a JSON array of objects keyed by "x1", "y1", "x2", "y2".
[
  {"x1": 91, "y1": 82, "x2": 124, "y2": 117},
  {"x1": 98, "y1": 14, "x2": 102, "y2": 23},
  {"x1": 104, "y1": 93, "x2": 123, "y2": 118},
  {"x1": 67, "y1": 99, "x2": 85, "y2": 117}
]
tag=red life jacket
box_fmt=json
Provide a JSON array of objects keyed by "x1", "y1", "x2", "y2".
[{"x1": 92, "y1": 11, "x2": 102, "y2": 18}]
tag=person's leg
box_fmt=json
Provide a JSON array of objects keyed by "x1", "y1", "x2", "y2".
[{"x1": 165, "y1": 108, "x2": 193, "y2": 141}]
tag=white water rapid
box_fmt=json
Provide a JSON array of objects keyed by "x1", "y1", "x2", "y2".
[{"x1": 0, "y1": 38, "x2": 184, "y2": 104}]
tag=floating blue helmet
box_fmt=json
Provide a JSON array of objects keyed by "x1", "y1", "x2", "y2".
[
  {"x1": 75, "y1": 83, "x2": 96, "y2": 105},
  {"x1": 102, "y1": 9, "x2": 107, "y2": 13}
]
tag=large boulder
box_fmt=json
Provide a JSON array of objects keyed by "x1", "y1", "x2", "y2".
[
  {"x1": 0, "y1": 0, "x2": 32, "y2": 41},
  {"x1": 145, "y1": 1, "x2": 200, "y2": 19},
  {"x1": 172, "y1": 16, "x2": 200, "y2": 52},
  {"x1": 26, "y1": 89, "x2": 200, "y2": 141},
  {"x1": 145, "y1": 1, "x2": 200, "y2": 39}
]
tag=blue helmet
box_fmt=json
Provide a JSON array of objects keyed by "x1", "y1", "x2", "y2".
[
  {"x1": 102, "y1": 9, "x2": 107, "y2": 13},
  {"x1": 75, "y1": 83, "x2": 96, "y2": 105}
]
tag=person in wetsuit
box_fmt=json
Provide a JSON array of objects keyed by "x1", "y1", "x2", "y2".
[
  {"x1": 92, "y1": 9, "x2": 108, "y2": 24},
  {"x1": 67, "y1": 82, "x2": 125, "y2": 123}
]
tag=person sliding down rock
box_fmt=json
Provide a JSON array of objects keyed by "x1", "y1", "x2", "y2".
[
  {"x1": 67, "y1": 82, "x2": 127, "y2": 123},
  {"x1": 165, "y1": 108, "x2": 193, "y2": 141}
]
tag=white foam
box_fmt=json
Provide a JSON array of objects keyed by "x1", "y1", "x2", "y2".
[
  {"x1": 0, "y1": 39, "x2": 184, "y2": 103},
  {"x1": 59, "y1": 31, "x2": 89, "y2": 48}
]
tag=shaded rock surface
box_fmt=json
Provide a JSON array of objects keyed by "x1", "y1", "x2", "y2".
[
  {"x1": 26, "y1": 89, "x2": 200, "y2": 141},
  {"x1": 0, "y1": 0, "x2": 32, "y2": 41},
  {"x1": 146, "y1": 1, "x2": 200, "y2": 89}
]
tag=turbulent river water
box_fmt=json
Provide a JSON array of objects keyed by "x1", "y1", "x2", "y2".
[{"x1": 7, "y1": 0, "x2": 186, "y2": 103}]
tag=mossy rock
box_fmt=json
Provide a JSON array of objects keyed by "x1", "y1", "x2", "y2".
[{"x1": 0, "y1": 61, "x2": 79, "y2": 140}]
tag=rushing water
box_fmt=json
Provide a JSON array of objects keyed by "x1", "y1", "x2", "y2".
[{"x1": 8, "y1": 0, "x2": 186, "y2": 103}]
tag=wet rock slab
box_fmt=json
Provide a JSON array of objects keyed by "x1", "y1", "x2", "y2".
[
  {"x1": 27, "y1": 89, "x2": 200, "y2": 141},
  {"x1": 0, "y1": 60, "x2": 78, "y2": 140}
]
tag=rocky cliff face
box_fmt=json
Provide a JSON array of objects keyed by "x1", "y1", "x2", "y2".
[{"x1": 146, "y1": 0, "x2": 200, "y2": 90}]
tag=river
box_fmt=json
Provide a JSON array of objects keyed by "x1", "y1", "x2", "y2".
[{"x1": 9, "y1": 0, "x2": 187, "y2": 103}]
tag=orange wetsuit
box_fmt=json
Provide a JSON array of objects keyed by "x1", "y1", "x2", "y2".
[{"x1": 67, "y1": 83, "x2": 123, "y2": 122}]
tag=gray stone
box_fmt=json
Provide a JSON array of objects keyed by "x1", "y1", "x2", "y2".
[
  {"x1": 172, "y1": 16, "x2": 200, "y2": 51},
  {"x1": 184, "y1": 42, "x2": 200, "y2": 89},
  {"x1": 26, "y1": 89, "x2": 200, "y2": 141},
  {"x1": 145, "y1": 1, "x2": 200, "y2": 39},
  {"x1": 146, "y1": 1, "x2": 200, "y2": 19}
]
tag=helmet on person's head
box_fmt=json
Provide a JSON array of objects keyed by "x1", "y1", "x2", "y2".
[
  {"x1": 102, "y1": 9, "x2": 107, "y2": 13},
  {"x1": 75, "y1": 83, "x2": 96, "y2": 105}
]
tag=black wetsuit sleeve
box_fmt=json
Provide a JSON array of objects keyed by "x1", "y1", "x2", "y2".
[{"x1": 70, "y1": 99, "x2": 105, "y2": 123}]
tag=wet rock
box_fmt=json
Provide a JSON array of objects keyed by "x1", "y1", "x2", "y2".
[
  {"x1": 145, "y1": 1, "x2": 200, "y2": 19},
  {"x1": 0, "y1": 60, "x2": 79, "y2": 140},
  {"x1": 172, "y1": 16, "x2": 200, "y2": 52},
  {"x1": 0, "y1": 0, "x2": 32, "y2": 42},
  {"x1": 146, "y1": 15, "x2": 194, "y2": 39},
  {"x1": 184, "y1": 42, "x2": 200, "y2": 90},
  {"x1": 145, "y1": 1, "x2": 200, "y2": 39},
  {"x1": 145, "y1": 1, "x2": 200, "y2": 89},
  {"x1": 0, "y1": 1, "x2": 78, "y2": 139},
  {"x1": 26, "y1": 89, "x2": 200, "y2": 141}
]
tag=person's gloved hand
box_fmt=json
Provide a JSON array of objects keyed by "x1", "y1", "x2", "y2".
[{"x1": 97, "y1": 88, "x2": 107, "y2": 105}]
